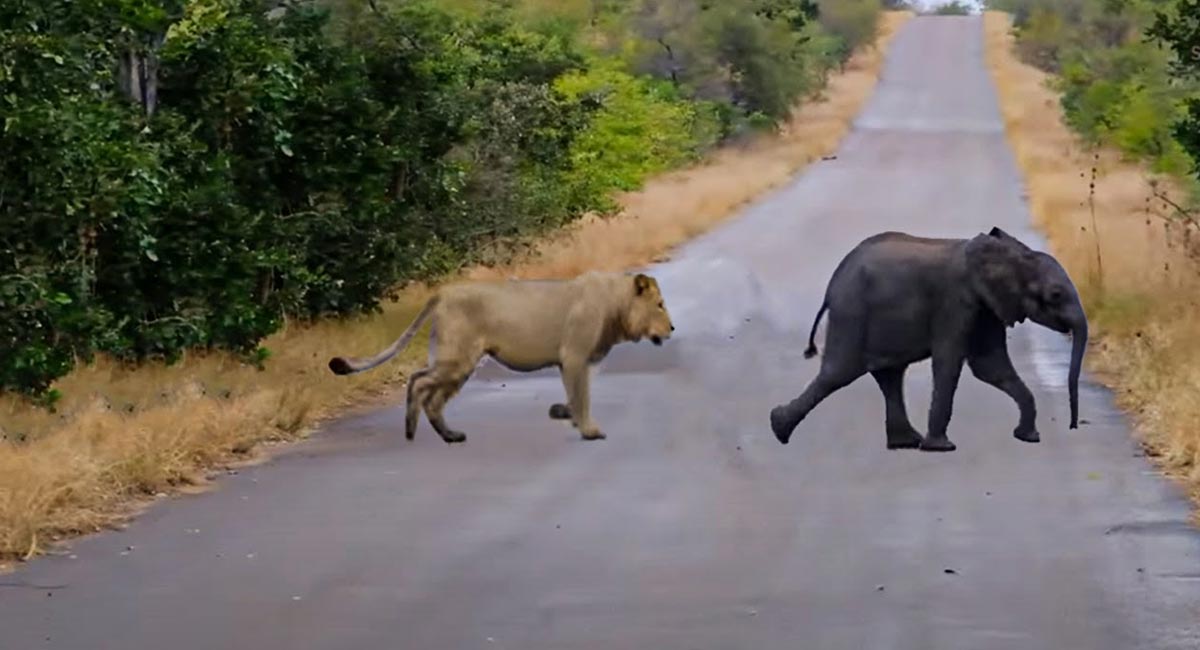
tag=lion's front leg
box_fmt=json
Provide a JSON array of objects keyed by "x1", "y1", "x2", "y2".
[{"x1": 560, "y1": 357, "x2": 604, "y2": 440}]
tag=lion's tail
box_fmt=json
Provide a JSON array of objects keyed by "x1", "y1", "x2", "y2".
[
  {"x1": 803, "y1": 300, "x2": 828, "y2": 359},
  {"x1": 328, "y1": 296, "x2": 439, "y2": 376}
]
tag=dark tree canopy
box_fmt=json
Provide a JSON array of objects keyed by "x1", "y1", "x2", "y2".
[{"x1": 0, "y1": 0, "x2": 881, "y2": 395}]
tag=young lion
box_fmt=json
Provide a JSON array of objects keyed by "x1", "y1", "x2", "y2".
[{"x1": 328, "y1": 271, "x2": 675, "y2": 443}]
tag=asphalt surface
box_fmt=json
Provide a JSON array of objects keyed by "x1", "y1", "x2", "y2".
[{"x1": 4, "y1": 15, "x2": 1200, "y2": 650}]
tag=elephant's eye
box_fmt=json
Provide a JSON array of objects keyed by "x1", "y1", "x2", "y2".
[{"x1": 1046, "y1": 287, "x2": 1063, "y2": 304}]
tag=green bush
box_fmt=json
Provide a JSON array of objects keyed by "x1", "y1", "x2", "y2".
[
  {"x1": 931, "y1": 1, "x2": 974, "y2": 16},
  {"x1": 1149, "y1": 0, "x2": 1200, "y2": 179},
  {"x1": 817, "y1": 0, "x2": 882, "y2": 65},
  {"x1": 0, "y1": 0, "x2": 597, "y2": 393},
  {"x1": 0, "y1": 0, "x2": 882, "y2": 395},
  {"x1": 993, "y1": 0, "x2": 1200, "y2": 186},
  {"x1": 554, "y1": 60, "x2": 721, "y2": 210}
]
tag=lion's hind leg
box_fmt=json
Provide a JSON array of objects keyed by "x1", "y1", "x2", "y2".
[
  {"x1": 405, "y1": 367, "x2": 433, "y2": 440},
  {"x1": 423, "y1": 364, "x2": 472, "y2": 444},
  {"x1": 420, "y1": 336, "x2": 484, "y2": 444}
]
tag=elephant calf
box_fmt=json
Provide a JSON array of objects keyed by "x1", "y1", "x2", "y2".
[{"x1": 770, "y1": 227, "x2": 1089, "y2": 452}]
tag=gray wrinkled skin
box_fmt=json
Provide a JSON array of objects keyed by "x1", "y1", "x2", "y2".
[{"x1": 770, "y1": 227, "x2": 1089, "y2": 452}]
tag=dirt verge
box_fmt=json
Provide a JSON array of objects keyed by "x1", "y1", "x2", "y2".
[{"x1": 983, "y1": 10, "x2": 1200, "y2": 514}]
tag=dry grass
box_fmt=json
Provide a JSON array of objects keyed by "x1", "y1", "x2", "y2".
[
  {"x1": 0, "y1": 288, "x2": 435, "y2": 561},
  {"x1": 0, "y1": 11, "x2": 913, "y2": 565},
  {"x1": 984, "y1": 11, "x2": 1200, "y2": 508}
]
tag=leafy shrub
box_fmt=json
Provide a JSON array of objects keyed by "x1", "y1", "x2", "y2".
[
  {"x1": 817, "y1": 0, "x2": 882, "y2": 64},
  {"x1": 1149, "y1": 0, "x2": 1200, "y2": 179},
  {"x1": 0, "y1": 0, "x2": 597, "y2": 393},
  {"x1": 554, "y1": 60, "x2": 721, "y2": 210},
  {"x1": 994, "y1": 0, "x2": 1200, "y2": 185},
  {"x1": 0, "y1": 0, "x2": 882, "y2": 395},
  {"x1": 932, "y1": 1, "x2": 974, "y2": 16}
]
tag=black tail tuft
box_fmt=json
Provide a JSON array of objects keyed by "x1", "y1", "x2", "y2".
[
  {"x1": 803, "y1": 344, "x2": 818, "y2": 359},
  {"x1": 328, "y1": 357, "x2": 354, "y2": 376}
]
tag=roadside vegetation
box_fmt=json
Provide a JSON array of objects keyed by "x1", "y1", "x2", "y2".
[
  {"x1": 931, "y1": 1, "x2": 976, "y2": 16},
  {"x1": 0, "y1": 0, "x2": 909, "y2": 563},
  {"x1": 983, "y1": 3, "x2": 1200, "y2": 508}
]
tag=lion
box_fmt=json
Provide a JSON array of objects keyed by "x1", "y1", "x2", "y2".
[{"x1": 328, "y1": 271, "x2": 675, "y2": 443}]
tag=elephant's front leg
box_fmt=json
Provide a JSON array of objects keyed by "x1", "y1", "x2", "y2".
[
  {"x1": 870, "y1": 366, "x2": 924, "y2": 449},
  {"x1": 967, "y1": 346, "x2": 1039, "y2": 443},
  {"x1": 921, "y1": 347, "x2": 966, "y2": 452}
]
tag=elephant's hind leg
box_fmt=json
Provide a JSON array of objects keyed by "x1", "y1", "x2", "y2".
[
  {"x1": 770, "y1": 323, "x2": 867, "y2": 446},
  {"x1": 770, "y1": 367, "x2": 864, "y2": 445},
  {"x1": 920, "y1": 346, "x2": 966, "y2": 452},
  {"x1": 870, "y1": 366, "x2": 924, "y2": 449}
]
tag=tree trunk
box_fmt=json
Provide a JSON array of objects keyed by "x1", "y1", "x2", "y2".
[{"x1": 116, "y1": 33, "x2": 164, "y2": 117}]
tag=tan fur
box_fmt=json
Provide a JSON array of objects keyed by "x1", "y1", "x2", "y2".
[{"x1": 328, "y1": 271, "x2": 674, "y2": 442}]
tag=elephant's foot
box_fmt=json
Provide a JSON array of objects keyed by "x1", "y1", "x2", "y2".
[
  {"x1": 919, "y1": 435, "x2": 956, "y2": 452},
  {"x1": 1013, "y1": 425, "x2": 1040, "y2": 444},
  {"x1": 548, "y1": 403, "x2": 572, "y2": 420},
  {"x1": 886, "y1": 425, "x2": 924, "y2": 450},
  {"x1": 770, "y1": 406, "x2": 797, "y2": 445}
]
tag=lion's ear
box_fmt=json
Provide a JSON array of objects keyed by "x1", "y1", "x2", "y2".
[{"x1": 633, "y1": 273, "x2": 652, "y2": 295}]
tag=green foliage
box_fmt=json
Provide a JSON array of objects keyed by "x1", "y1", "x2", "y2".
[
  {"x1": 1013, "y1": 5, "x2": 1068, "y2": 70},
  {"x1": 1, "y1": 0, "x2": 597, "y2": 393},
  {"x1": 817, "y1": 0, "x2": 883, "y2": 64},
  {"x1": 1149, "y1": 0, "x2": 1200, "y2": 179},
  {"x1": 0, "y1": 0, "x2": 882, "y2": 395},
  {"x1": 621, "y1": 0, "x2": 855, "y2": 130},
  {"x1": 994, "y1": 0, "x2": 1200, "y2": 183},
  {"x1": 931, "y1": 1, "x2": 975, "y2": 15},
  {"x1": 554, "y1": 60, "x2": 721, "y2": 209}
]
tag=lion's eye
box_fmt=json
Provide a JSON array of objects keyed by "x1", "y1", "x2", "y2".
[{"x1": 658, "y1": 302, "x2": 664, "y2": 309}]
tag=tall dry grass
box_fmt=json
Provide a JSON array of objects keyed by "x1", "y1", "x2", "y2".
[
  {"x1": 984, "y1": 11, "x2": 1200, "y2": 508},
  {"x1": 0, "y1": 11, "x2": 913, "y2": 565}
]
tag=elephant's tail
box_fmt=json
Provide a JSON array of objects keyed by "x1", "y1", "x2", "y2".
[{"x1": 804, "y1": 301, "x2": 828, "y2": 359}]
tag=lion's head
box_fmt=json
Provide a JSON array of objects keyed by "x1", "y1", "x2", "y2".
[{"x1": 625, "y1": 273, "x2": 674, "y2": 346}]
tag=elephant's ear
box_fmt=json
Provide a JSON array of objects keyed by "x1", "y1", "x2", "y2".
[{"x1": 965, "y1": 232, "x2": 1033, "y2": 327}]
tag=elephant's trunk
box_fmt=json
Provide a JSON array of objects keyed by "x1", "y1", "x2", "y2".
[{"x1": 1067, "y1": 318, "x2": 1088, "y2": 429}]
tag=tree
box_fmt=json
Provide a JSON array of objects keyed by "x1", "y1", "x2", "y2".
[
  {"x1": 932, "y1": 1, "x2": 974, "y2": 15},
  {"x1": 1149, "y1": 0, "x2": 1200, "y2": 179}
]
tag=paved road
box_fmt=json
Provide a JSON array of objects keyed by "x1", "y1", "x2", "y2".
[{"x1": 4, "y1": 16, "x2": 1199, "y2": 650}]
